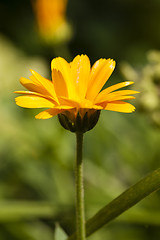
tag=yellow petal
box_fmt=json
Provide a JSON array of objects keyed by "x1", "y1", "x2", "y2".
[
  {"x1": 107, "y1": 95, "x2": 135, "y2": 101},
  {"x1": 30, "y1": 70, "x2": 58, "y2": 102},
  {"x1": 14, "y1": 90, "x2": 58, "y2": 104},
  {"x1": 94, "y1": 81, "x2": 134, "y2": 103},
  {"x1": 20, "y1": 77, "x2": 52, "y2": 96},
  {"x1": 54, "y1": 105, "x2": 75, "y2": 110},
  {"x1": 51, "y1": 57, "x2": 77, "y2": 99},
  {"x1": 95, "y1": 89, "x2": 139, "y2": 103},
  {"x1": 15, "y1": 95, "x2": 55, "y2": 108},
  {"x1": 60, "y1": 97, "x2": 102, "y2": 110},
  {"x1": 101, "y1": 101, "x2": 135, "y2": 113},
  {"x1": 29, "y1": 74, "x2": 42, "y2": 86},
  {"x1": 15, "y1": 90, "x2": 41, "y2": 95},
  {"x1": 52, "y1": 69, "x2": 68, "y2": 97},
  {"x1": 59, "y1": 97, "x2": 79, "y2": 108},
  {"x1": 35, "y1": 109, "x2": 64, "y2": 119},
  {"x1": 70, "y1": 55, "x2": 91, "y2": 98},
  {"x1": 86, "y1": 58, "x2": 115, "y2": 101},
  {"x1": 35, "y1": 106, "x2": 74, "y2": 119},
  {"x1": 78, "y1": 99, "x2": 102, "y2": 109}
]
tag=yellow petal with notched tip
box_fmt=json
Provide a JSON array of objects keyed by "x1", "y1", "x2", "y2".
[
  {"x1": 51, "y1": 57, "x2": 77, "y2": 100},
  {"x1": 94, "y1": 81, "x2": 134, "y2": 103},
  {"x1": 20, "y1": 77, "x2": 53, "y2": 97},
  {"x1": 15, "y1": 95, "x2": 55, "y2": 108},
  {"x1": 86, "y1": 58, "x2": 115, "y2": 101},
  {"x1": 30, "y1": 70, "x2": 58, "y2": 101},
  {"x1": 107, "y1": 95, "x2": 135, "y2": 102},
  {"x1": 95, "y1": 90, "x2": 139, "y2": 103},
  {"x1": 102, "y1": 101, "x2": 135, "y2": 113},
  {"x1": 29, "y1": 74, "x2": 42, "y2": 86},
  {"x1": 52, "y1": 68, "x2": 68, "y2": 97},
  {"x1": 14, "y1": 90, "x2": 57, "y2": 104},
  {"x1": 70, "y1": 55, "x2": 90, "y2": 98}
]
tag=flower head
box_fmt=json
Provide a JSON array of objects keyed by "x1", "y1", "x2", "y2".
[{"x1": 15, "y1": 55, "x2": 138, "y2": 132}]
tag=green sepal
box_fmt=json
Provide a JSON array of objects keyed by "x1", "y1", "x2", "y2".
[
  {"x1": 58, "y1": 110, "x2": 101, "y2": 133},
  {"x1": 58, "y1": 113, "x2": 75, "y2": 132}
]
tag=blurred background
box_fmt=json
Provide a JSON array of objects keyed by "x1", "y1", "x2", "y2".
[{"x1": 0, "y1": 0, "x2": 160, "y2": 239}]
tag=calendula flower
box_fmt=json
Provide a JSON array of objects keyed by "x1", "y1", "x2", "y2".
[
  {"x1": 15, "y1": 55, "x2": 138, "y2": 132},
  {"x1": 33, "y1": 0, "x2": 71, "y2": 43}
]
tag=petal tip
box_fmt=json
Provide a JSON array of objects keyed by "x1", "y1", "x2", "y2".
[
  {"x1": 35, "y1": 112, "x2": 48, "y2": 119},
  {"x1": 129, "y1": 105, "x2": 136, "y2": 112},
  {"x1": 109, "y1": 59, "x2": 116, "y2": 70},
  {"x1": 35, "y1": 114, "x2": 42, "y2": 119},
  {"x1": 126, "y1": 81, "x2": 134, "y2": 86},
  {"x1": 15, "y1": 97, "x2": 22, "y2": 107}
]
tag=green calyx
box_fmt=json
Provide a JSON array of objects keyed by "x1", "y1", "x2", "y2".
[{"x1": 58, "y1": 110, "x2": 101, "y2": 133}]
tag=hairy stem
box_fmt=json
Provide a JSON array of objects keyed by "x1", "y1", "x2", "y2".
[{"x1": 75, "y1": 132, "x2": 86, "y2": 240}]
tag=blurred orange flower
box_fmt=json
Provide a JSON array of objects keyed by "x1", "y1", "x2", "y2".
[
  {"x1": 33, "y1": 0, "x2": 70, "y2": 42},
  {"x1": 15, "y1": 55, "x2": 138, "y2": 124}
]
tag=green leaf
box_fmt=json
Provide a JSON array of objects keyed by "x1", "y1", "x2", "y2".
[
  {"x1": 54, "y1": 223, "x2": 68, "y2": 240},
  {"x1": 68, "y1": 168, "x2": 160, "y2": 239}
]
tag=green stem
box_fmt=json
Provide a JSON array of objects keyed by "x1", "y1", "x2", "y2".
[
  {"x1": 68, "y1": 168, "x2": 160, "y2": 240},
  {"x1": 75, "y1": 132, "x2": 86, "y2": 240}
]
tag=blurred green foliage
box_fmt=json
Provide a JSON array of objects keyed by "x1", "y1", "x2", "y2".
[
  {"x1": 120, "y1": 50, "x2": 160, "y2": 126},
  {"x1": 0, "y1": 0, "x2": 160, "y2": 239}
]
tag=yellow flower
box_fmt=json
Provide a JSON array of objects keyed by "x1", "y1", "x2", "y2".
[
  {"x1": 33, "y1": 0, "x2": 70, "y2": 43},
  {"x1": 15, "y1": 55, "x2": 138, "y2": 132}
]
